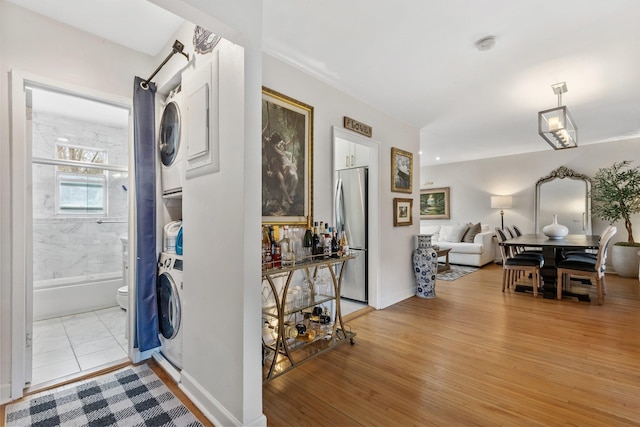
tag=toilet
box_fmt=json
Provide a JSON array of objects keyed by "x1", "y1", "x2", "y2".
[
  {"x1": 118, "y1": 236, "x2": 129, "y2": 310},
  {"x1": 117, "y1": 286, "x2": 128, "y2": 310}
]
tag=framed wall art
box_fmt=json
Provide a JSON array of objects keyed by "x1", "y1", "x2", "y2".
[
  {"x1": 393, "y1": 198, "x2": 413, "y2": 226},
  {"x1": 420, "y1": 187, "x2": 450, "y2": 220},
  {"x1": 391, "y1": 147, "x2": 413, "y2": 193},
  {"x1": 262, "y1": 86, "x2": 313, "y2": 225}
]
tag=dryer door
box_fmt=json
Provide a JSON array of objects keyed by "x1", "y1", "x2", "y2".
[
  {"x1": 159, "y1": 101, "x2": 181, "y2": 167},
  {"x1": 157, "y1": 271, "x2": 182, "y2": 339}
]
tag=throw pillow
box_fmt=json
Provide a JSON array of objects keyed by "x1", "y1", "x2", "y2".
[
  {"x1": 440, "y1": 224, "x2": 469, "y2": 242},
  {"x1": 462, "y1": 222, "x2": 482, "y2": 243}
]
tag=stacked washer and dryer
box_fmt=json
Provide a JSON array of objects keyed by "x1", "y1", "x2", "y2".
[{"x1": 157, "y1": 86, "x2": 185, "y2": 370}]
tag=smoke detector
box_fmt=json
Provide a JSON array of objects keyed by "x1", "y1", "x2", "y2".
[{"x1": 474, "y1": 36, "x2": 496, "y2": 51}]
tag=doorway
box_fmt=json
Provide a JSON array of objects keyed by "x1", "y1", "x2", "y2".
[
  {"x1": 332, "y1": 126, "x2": 380, "y2": 313},
  {"x1": 11, "y1": 74, "x2": 133, "y2": 395}
]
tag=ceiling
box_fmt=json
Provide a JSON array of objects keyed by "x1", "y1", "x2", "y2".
[{"x1": 9, "y1": 0, "x2": 640, "y2": 166}]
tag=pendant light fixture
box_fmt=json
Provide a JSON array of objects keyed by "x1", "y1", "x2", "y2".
[{"x1": 538, "y1": 82, "x2": 577, "y2": 150}]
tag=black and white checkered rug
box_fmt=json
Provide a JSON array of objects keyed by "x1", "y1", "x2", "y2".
[{"x1": 4, "y1": 364, "x2": 203, "y2": 427}]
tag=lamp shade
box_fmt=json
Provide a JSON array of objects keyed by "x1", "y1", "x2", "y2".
[
  {"x1": 491, "y1": 195, "x2": 512, "y2": 209},
  {"x1": 538, "y1": 106, "x2": 577, "y2": 150}
]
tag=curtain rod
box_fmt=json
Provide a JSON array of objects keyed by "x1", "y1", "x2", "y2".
[{"x1": 140, "y1": 40, "x2": 189, "y2": 90}]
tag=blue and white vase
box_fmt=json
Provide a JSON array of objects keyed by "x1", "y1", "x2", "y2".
[{"x1": 413, "y1": 234, "x2": 439, "y2": 299}]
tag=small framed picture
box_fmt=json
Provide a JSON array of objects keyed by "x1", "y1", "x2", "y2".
[
  {"x1": 420, "y1": 187, "x2": 450, "y2": 220},
  {"x1": 393, "y1": 198, "x2": 413, "y2": 226},
  {"x1": 391, "y1": 147, "x2": 413, "y2": 193}
]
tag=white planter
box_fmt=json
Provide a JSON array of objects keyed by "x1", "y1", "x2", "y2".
[{"x1": 610, "y1": 244, "x2": 640, "y2": 278}]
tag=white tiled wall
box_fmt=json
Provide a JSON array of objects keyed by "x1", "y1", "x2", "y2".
[{"x1": 31, "y1": 111, "x2": 128, "y2": 282}]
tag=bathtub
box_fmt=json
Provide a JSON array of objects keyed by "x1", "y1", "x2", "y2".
[{"x1": 33, "y1": 271, "x2": 123, "y2": 321}]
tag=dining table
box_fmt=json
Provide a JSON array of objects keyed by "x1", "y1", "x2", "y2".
[{"x1": 500, "y1": 234, "x2": 601, "y2": 301}]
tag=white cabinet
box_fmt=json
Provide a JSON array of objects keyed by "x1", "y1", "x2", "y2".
[
  {"x1": 334, "y1": 137, "x2": 369, "y2": 170},
  {"x1": 183, "y1": 50, "x2": 220, "y2": 179}
]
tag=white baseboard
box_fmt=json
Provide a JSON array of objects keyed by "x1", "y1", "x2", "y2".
[
  {"x1": 151, "y1": 352, "x2": 181, "y2": 384},
  {"x1": 179, "y1": 369, "x2": 266, "y2": 427},
  {"x1": 379, "y1": 287, "x2": 414, "y2": 309},
  {"x1": 1, "y1": 382, "x2": 11, "y2": 405}
]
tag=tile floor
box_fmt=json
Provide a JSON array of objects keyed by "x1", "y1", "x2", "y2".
[
  {"x1": 341, "y1": 299, "x2": 368, "y2": 316},
  {"x1": 31, "y1": 306, "x2": 129, "y2": 386}
]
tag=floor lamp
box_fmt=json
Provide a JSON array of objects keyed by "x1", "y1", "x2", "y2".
[{"x1": 491, "y1": 195, "x2": 513, "y2": 230}]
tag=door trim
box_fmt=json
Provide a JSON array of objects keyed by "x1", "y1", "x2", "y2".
[
  {"x1": 9, "y1": 69, "x2": 133, "y2": 400},
  {"x1": 332, "y1": 126, "x2": 380, "y2": 309}
]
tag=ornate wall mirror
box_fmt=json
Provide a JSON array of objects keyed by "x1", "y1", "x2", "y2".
[{"x1": 535, "y1": 166, "x2": 592, "y2": 235}]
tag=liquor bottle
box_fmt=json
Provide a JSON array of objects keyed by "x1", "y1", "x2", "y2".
[
  {"x1": 280, "y1": 226, "x2": 293, "y2": 266},
  {"x1": 271, "y1": 225, "x2": 281, "y2": 268},
  {"x1": 272, "y1": 244, "x2": 282, "y2": 268},
  {"x1": 303, "y1": 216, "x2": 313, "y2": 259},
  {"x1": 331, "y1": 227, "x2": 339, "y2": 258},
  {"x1": 339, "y1": 225, "x2": 349, "y2": 256},
  {"x1": 312, "y1": 222, "x2": 321, "y2": 257},
  {"x1": 318, "y1": 223, "x2": 326, "y2": 256},
  {"x1": 323, "y1": 226, "x2": 332, "y2": 258},
  {"x1": 262, "y1": 225, "x2": 273, "y2": 269}
]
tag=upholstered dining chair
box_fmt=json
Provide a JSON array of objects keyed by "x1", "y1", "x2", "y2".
[
  {"x1": 562, "y1": 225, "x2": 614, "y2": 261},
  {"x1": 495, "y1": 228, "x2": 543, "y2": 297},
  {"x1": 510, "y1": 225, "x2": 543, "y2": 257},
  {"x1": 512, "y1": 225, "x2": 523, "y2": 236},
  {"x1": 556, "y1": 226, "x2": 617, "y2": 305}
]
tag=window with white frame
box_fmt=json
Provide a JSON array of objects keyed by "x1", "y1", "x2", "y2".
[{"x1": 55, "y1": 144, "x2": 107, "y2": 215}]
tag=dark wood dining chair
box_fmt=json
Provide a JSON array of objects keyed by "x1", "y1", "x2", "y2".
[
  {"x1": 556, "y1": 226, "x2": 617, "y2": 305},
  {"x1": 495, "y1": 228, "x2": 543, "y2": 297}
]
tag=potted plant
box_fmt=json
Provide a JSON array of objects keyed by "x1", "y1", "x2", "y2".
[{"x1": 591, "y1": 160, "x2": 640, "y2": 278}]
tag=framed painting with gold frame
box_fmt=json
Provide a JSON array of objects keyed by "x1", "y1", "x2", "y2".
[
  {"x1": 393, "y1": 198, "x2": 413, "y2": 226},
  {"x1": 262, "y1": 86, "x2": 313, "y2": 225},
  {"x1": 391, "y1": 147, "x2": 412, "y2": 193},
  {"x1": 420, "y1": 187, "x2": 450, "y2": 219}
]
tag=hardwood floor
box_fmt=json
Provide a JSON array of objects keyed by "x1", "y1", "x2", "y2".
[
  {"x1": 3, "y1": 265, "x2": 638, "y2": 426},
  {"x1": 263, "y1": 264, "x2": 640, "y2": 426}
]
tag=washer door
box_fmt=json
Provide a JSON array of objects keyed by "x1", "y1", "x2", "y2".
[
  {"x1": 157, "y1": 271, "x2": 181, "y2": 339},
  {"x1": 159, "y1": 101, "x2": 181, "y2": 167}
]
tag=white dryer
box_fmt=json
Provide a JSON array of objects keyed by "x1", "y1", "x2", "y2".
[
  {"x1": 158, "y1": 87, "x2": 185, "y2": 197},
  {"x1": 157, "y1": 252, "x2": 183, "y2": 369}
]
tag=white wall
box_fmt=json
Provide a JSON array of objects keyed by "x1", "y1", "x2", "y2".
[
  {"x1": 263, "y1": 54, "x2": 421, "y2": 309},
  {"x1": 420, "y1": 138, "x2": 640, "y2": 246},
  {"x1": 148, "y1": 2, "x2": 266, "y2": 425}
]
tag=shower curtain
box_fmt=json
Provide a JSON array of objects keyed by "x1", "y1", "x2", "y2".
[{"x1": 133, "y1": 77, "x2": 160, "y2": 352}]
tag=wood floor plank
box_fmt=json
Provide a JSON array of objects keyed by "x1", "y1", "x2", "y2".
[{"x1": 263, "y1": 264, "x2": 640, "y2": 426}]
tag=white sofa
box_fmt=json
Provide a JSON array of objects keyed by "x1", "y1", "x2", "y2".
[{"x1": 419, "y1": 223, "x2": 495, "y2": 267}]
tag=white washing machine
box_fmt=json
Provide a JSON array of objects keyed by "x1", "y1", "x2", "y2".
[
  {"x1": 157, "y1": 251, "x2": 183, "y2": 369},
  {"x1": 158, "y1": 86, "x2": 185, "y2": 197}
]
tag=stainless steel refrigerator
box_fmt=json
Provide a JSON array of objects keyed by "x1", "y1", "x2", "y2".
[{"x1": 335, "y1": 167, "x2": 368, "y2": 303}]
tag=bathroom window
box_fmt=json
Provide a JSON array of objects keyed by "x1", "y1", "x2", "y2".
[{"x1": 55, "y1": 144, "x2": 107, "y2": 215}]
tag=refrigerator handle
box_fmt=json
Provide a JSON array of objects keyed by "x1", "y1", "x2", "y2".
[{"x1": 335, "y1": 177, "x2": 344, "y2": 230}]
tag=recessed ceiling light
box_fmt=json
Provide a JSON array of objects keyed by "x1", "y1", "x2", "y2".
[
  {"x1": 419, "y1": 151, "x2": 423, "y2": 155},
  {"x1": 435, "y1": 156, "x2": 441, "y2": 161},
  {"x1": 474, "y1": 36, "x2": 496, "y2": 52}
]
